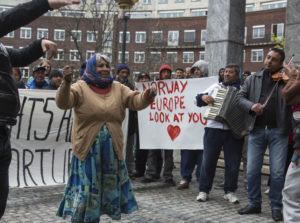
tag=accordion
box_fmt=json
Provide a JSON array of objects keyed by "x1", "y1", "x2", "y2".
[{"x1": 203, "y1": 86, "x2": 248, "y2": 138}]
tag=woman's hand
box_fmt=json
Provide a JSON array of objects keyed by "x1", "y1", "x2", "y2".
[
  {"x1": 41, "y1": 39, "x2": 57, "y2": 59},
  {"x1": 62, "y1": 65, "x2": 73, "y2": 83},
  {"x1": 145, "y1": 87, "x2": 157, "y2": 99}
]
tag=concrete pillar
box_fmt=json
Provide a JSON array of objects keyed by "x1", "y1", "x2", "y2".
[
  {"x1": 205, "y1": 0, "x2": 246, "y2": 77},
  {"x1": 285, "y1": 0, "x2": 300, "y2": 65}
]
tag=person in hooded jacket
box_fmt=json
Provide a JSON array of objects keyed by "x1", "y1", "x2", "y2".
[{"x1": 142, "y1": 64, "x2": 175, "y2": 186}]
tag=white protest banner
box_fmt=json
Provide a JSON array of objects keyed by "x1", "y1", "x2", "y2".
[
  {"x1": 136, "y1": 76, "x2": 218, "y2": 150},
  {"x1": 9, "y1": 89, "x2": 128, "y2": 187}
]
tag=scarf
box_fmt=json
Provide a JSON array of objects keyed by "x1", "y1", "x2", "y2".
[{"x1": 81, "y1": 54, "x2": 113, "y2": 88}]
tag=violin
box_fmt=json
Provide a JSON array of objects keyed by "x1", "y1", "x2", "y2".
[{"x1": 272, "y1": 54, "x2": 295, "y2": 83}]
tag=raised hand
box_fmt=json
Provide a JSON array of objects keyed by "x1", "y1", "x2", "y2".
[
  {"x1": 41, "y1": 39, "x2": 57, "y2": 59},
  {"x1": 62, "y1": 65, "x2": 73, "y2": 83}
]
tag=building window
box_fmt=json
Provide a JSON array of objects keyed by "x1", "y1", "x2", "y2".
[
  {"x1": 134, "y1": 52, "x2": 145, "y2": 63},
  {"x1": 272, "y1": 23, "x2": 284, "y2": 38},
  {"x1": 251, "y1": 49, "x2": 263, "y2": 62},
  {"x1": 191, "y1": 9, "x2": 207, "y2": 16},
  {"x1": 119, "y1": 31, "x2": 130, "y2": 43},
  {"x1": 167, "y1": 52, "x2": 177, "y2": 64},
  {"x1": 243, "y1": 50, "x2": 246, "y2": 62},
  {"x1": 244, "y1": 27, "x2": 247, "y2": 44},
  {"x1": 129, "y1": 12, "x2": 151, "y2": 18},
  {"x1": 22, "y1": 67, "x2": 30, "y2": 78},
  {"x1": 70, "y1": 50, "x2": 80, "y2": 61},
  {"x1": 168, "y1": 31, "x2": 179, "y2": 46},
  {"x1": 135, "y1": 31, "x2": 146, "y2": 43},
  {"x1": 252, "y1": 25, "x2": 265, "y2": 39},
  {"x1": 60, "y1": 10, "x2": 86, "y2": 18},
  {"x1": 159, "y1": 0, "x2": 168, "y2": 4},
  {"x1": 183, "y1": 52, "x2": 194, "y2": 63},
  {"x1": 40, "y1": 52, "x2": 48, "y2": 59},
  {"x1": 86, "y1": 50, "x2": 95, "y2": 60},
  {"x1": 37, "y1": 28, "x2": 48, "y2": 39},
  {"x1": 54, "y1": 29, "x2": 65, "y2": 41},
  {"x1": 201, "y1": 29, "x2": 206, "y2": 46},
  {"x1": 152, "y1": 31, "x2": 163, "y2": 43},
  {"x1": 199, "y1": 51, "x2": 205, "y2": 60},
  {"x1": 87, "y1": 31, "x2": 98, "y2": 42},
  {"x1": 246, "y1": 4, "x2": 254, "y2": 12},
  {"x1": 103, "y1": 31, "x2": 112, "y2": 47},
  {"x1": 175, "y1": 0, "x2": 184, "y2": 3},
  {"x1": 159, "y1": 10, "x2": 184, "y2": 18},
  {"x1": 71, "y1": 30, "x2": 82, "y2": 42},
  {"x1": 142, "y1": 0, "x2": 151, "y2": 4},
  {"x1": 20, "y1": 27, "x2": 31, "y2": 39},
  {"x1": 95, "y1": 0, "x2": 102, "y2": 4},
  {"x1": 191, "y1": 0, "x2": 201, "y2": 2},
  {"x1": 118, "y1": 51, "x2": 129, "y2": 63},
  {"x1": 4, "y1": 31, "x2": 14, "y2": 38},
  {"x1": 150, "y1": 52, "x2": 161, "y2": 64},
  {"x1": 54, "y1": 49, "x2": 64, "y2": 61},
  {"x1": 184, "y1": 30, "x2": 195, "y2": 42},
  {"x1": 262, "y1": 1, "x2": 287, "y2": 10}
]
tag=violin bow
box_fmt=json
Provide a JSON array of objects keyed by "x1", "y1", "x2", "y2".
[{"x1": 262, "y1": 54, "x2": 295, "y2": 108}]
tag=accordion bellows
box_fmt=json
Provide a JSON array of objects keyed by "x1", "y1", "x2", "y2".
[{"x1": 204, "y1": 87, "x2": 248, "y2": 138}]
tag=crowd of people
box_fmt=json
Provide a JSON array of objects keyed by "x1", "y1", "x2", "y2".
[{"x1": 1, "y1": 1, "x2": 300, "y2": 223}]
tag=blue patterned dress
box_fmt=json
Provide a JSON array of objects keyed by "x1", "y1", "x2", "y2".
[{"x1": 57, "y1": 125, "x2": 138, "y2": 222}]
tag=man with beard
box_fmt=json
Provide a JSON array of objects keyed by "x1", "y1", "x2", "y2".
[{"x1": 27, "y1": 65, "x2": 49, "y2": 89}]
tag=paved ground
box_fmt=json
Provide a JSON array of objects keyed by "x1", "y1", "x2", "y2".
[{"x1": 2, "y1": 165, "x2": 279, "y2": 223}]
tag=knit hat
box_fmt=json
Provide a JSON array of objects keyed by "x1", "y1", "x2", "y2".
[
  {"x1": 49, "y1": 69, "x2": 63, "y2": 80},
  {"x1": 33, "y1": 65, "x2": 46, "y2": 73},
  {"x1": 159, "y1": 65, "x2": 172, "y2": 80},
  {"x1": 117, "y1": 63, "x2": 130, "y2": 74},
  {"x1": 137, "y1": 72, "x2": 150, "y2": 81}
]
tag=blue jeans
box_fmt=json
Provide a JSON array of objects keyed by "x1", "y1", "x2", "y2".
[
  {"x1": 247, "y1": 128, "x2": 288, "y2": 210},
  {"x1": 199, "y1": 128, "x2": 243, "y2": 193},
  {"x1": 180, "y1": 150, "x2": 203, "y2": 182}
]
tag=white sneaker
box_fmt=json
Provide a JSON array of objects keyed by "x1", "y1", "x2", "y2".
[
  {"x1": 223, "y1": 192, "x2": 239, "y2": 204},
  {"x1": 196, "y1": 192, "x2": 208, "y2": 202}
]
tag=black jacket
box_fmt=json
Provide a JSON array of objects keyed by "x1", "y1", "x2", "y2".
[
  {"x1": 0, "y1": 0, "x2": 50, "y2": 125},
  {"x1": 236, "y1": 69, "x2": 292, "y2": 135}
]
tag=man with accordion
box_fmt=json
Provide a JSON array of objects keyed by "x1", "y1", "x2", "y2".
[
  {"x1": 236, "y1": 48, "x2": 291, "y2": 222},
  {"x1": 195, "y1": 64, "x2": 243, "y2": 204}
]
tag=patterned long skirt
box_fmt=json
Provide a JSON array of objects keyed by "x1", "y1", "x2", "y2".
[{"x1": 57, "y1": 125, "x2": 138, "y2": 223}]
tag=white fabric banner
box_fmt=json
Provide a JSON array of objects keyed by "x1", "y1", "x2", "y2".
[
  {"x1": 136, "y1": 76, "x2": 218, "y2": 150},
  {"x1": 9, "y1": 89, "x2": 128, "y2": 187}
]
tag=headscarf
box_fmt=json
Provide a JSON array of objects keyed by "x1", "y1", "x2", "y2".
[{"x1": 81, "y1": 53, "x2": 113, "y2": 88}]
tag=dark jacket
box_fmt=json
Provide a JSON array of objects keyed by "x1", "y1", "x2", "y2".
[
  {"x1": 236, "y1": 69, "x2": 292, "y2": 134},
  {"x1": 115, "y1": 77, "x2": 137, "y2": 135},
  {"x1": 282, "y1": 74, "x2": 300, "y2": 149},
  {"x1": 0, "y1": 0, "x2": 50, "y2": 125}
]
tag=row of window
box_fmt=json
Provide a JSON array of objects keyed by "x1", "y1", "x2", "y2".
[
  {"x1": 4, "y1": 28, "x2": 110, "y2": 43},
  {"x1": 4, "y1": 23, "x2": 284, "y2": 48},
  {"x1": 119, "y1": 30, "x2": 207, "y2": 46},
  {"x1": 62, "y1": 48, "x2": 264, "y2": 64}
]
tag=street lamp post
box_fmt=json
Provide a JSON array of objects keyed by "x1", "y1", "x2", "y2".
[
  {"x1": 115, "y1": 0, "x2": 138, "y2": 64},
  {"x1": 121, "y1": 13, "x2": 129, "y2": 64}
]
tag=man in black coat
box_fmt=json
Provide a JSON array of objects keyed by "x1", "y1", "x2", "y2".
[{"x1": 0, "y1": 0, "x2": 80, "y2": 219}]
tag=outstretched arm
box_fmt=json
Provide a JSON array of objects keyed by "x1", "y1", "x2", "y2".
[{"x1": 0, "y1": 0, "x2": 80, "y2": 37}]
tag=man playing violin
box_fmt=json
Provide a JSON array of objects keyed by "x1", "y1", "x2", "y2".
[{"x1": 236, "y1": 48, "x2": 292, "y2": 222}]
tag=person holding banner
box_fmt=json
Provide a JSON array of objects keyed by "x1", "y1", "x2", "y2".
[
  {"x1": 195, "y1": 64, "x2": 243, "y2": 203},
  {"x1": 55, "y1": 53, "x2": 156, "y2": 223},
  {"x1": 177, "y1": 61, "x2": 207, "y2": 190},
  {"x1": 0, "y1": 0, "x2": 81, "y2": 220},
  {"x1": 142, "y1": 64, "x2": 175, "y2": 186}
]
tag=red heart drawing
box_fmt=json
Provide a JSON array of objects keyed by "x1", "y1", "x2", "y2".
[{"x1": 167, "y1": 125, "x2": 181, "y2": 141}]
